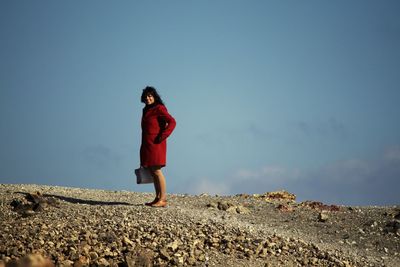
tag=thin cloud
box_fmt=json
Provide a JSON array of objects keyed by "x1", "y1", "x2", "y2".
[
  {"x1": 299, "y1": 150, "x2": 400, "y2": 205},
  {"x1": 236, "y1": 166, "x2": 301, "y2": 185},
  {"x1": 187, "y1": 178, "x2": 230, "y2": 196},
  {"x1": 196, "y1": 132, "x2": 226, "y2": 148},
  {"x1": 82, "y1": 144, "x2": 122, "y2": 170},
  {"x1": 226, "y1": 146, "x2": 400, "y2": 205},
  {"x1": 296, "y1": 117, "x2": 347, "y2": 139},
  {"x1": 384, "y1": 145, "x2": 400, "y2": 161},
  {"x1": 247, "y1": 123, "x2": 274, "y2": 139}
]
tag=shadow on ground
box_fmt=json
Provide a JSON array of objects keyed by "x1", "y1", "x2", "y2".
[{"x1": 15, "y1": 191, "x2": 136, "y2": 206}]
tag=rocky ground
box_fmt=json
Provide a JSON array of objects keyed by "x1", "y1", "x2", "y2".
[{"x1": 0, "y1": 184, "x2": 399, "y2": 267}]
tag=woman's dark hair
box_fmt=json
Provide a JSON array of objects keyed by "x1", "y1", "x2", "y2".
[{"x1": 141, "y1": 86, "x2": 164, "y2": 105}]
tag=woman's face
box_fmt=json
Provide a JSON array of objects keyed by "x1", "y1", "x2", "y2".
[{"x1": 145, "y1": 94, "x2": 155, "y2": 105}]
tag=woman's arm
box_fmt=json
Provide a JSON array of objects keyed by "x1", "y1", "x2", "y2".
[{"x1": 157, "y1": 105, "x2": 176, "y2": 142}]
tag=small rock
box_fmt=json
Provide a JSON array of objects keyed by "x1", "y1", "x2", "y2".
[
  {"x1": 310, "y1": 257, "x2": 318, "y2": 265},
  {"x1": 236, "y1": 205, "x2": 250, "y2": 214},
  {"x1": 60, "y1": 260, "x2": 74, "y2": 266},
  {"x1": 159, "y1": 248, "x2": 170, "y2": 260},
  {"x1": 194, "y1": 249, "x2": 203, "y2": 257},
  {"x1": 198, "y1": 254, "x2": 206, "y2": 262},
  {"x1": 96, "y1": 258, "x2": 110, "y2": 266},
  {"x1": 277, "y1": 204, "x2": 294, "y2": 212},
  {"x1": 226, "y1": 206, "x2": 238, "y2": 213},
  {"x1": 187, "y1": 257, "x2": 196, "y2": 265},
  {"x1": 384, "y1": 220, "x2": 400, "y2": 234},
  {"x1": 177, "y1": 256, "x2": 184, "y2": 264},
  {"x1": 22, "y1": 210, "x2": 36, "y2": 217},
  {"x1": 206, "y1": 202, "x2": 218, "y2": 209},
  {"x1": 395, "y1": 210, "x2": 400, "y2": 220},
  {"x1": 370, "y1": 221, "x2": 378, "y2": 228},
  {"x1": 126, "y1": 249, "x2": 153, "y2": 267},
  {"x1": 217, "y1": 201, "x2": 231, "y2": 211},
  {"x1": 167, "y1": 240, "x2": 180, "y2": 251},
  {"x1": 123, "y1": 236, "x2": 134, "y2": 246},
  {"x1": 89, "y1": 252, "x2": 98, "y2": 261},
  {"x1": 74, "y1": 256, "x2": 89, "y2": 267},
  {"x1": 318, "y1": 212, "x2": 329, "y2": 222},
  {"x1": 384, "y1": 209, "x2": 400, "y2": 219}
]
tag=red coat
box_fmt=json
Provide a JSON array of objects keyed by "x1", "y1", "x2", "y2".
[{"x1": 140, "y1": 104, "x2": 176, "y2": 167}]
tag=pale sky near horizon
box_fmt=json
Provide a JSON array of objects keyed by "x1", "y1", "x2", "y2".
[{"x1": 1, "y1": 1, "x2": 399, "y2": 205}]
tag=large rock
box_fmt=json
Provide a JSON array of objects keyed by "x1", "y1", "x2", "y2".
[
  {"x1": 262, "y1": 190, "x2": 296, "y2": 202},
  {"x1": 300, "y1": 201, "x2": 341, "y2": 211},
  {"x1": 10, "y1": 192, "x2": 59, "y2": 216},
  {"x1": 6, "y1": 253, "x2": 55, "y2": 267}
]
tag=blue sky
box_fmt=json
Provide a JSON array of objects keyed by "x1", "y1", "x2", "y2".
[{"x1": 1, "y1": 1, "x2": 399, "y2": 205}]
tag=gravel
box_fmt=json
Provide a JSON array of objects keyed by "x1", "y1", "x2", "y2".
[{"x1": 0, "y1": 184, "x2": 399, "y2": 266}]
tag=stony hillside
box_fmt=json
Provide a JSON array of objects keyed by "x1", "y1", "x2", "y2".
[{"x1": 0, "y1": 184, "x2": 399, "y2": 267}]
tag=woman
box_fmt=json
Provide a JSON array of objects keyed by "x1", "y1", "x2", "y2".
[{"x1": 140, "y1": 86, "x2": 176, "y2": 207}]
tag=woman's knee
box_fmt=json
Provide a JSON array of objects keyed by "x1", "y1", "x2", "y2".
[
  {"x1": 149, "y1": 166, "x2": 162, "y2": 175},
  {"x1": 153, "y1": 170, "x2": 163, "y2": 177}
]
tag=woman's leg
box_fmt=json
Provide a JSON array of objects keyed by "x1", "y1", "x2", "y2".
[
  {"x1": 153, "y1": 175, "x2": 161, "y2": 199},
  {"x1": 145, "y1": 167, "x2": 161, "y2": 206},
  {"x1": 150, "y1": 166, "x2": 167, "y2": 207},
  {"x1": 145, "y1": 166, "x2": 161, "y2": 206}
]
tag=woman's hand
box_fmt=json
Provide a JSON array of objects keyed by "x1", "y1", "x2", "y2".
[{"x1": 154, "y1": 135, "x2": 162, "y2": 144}]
